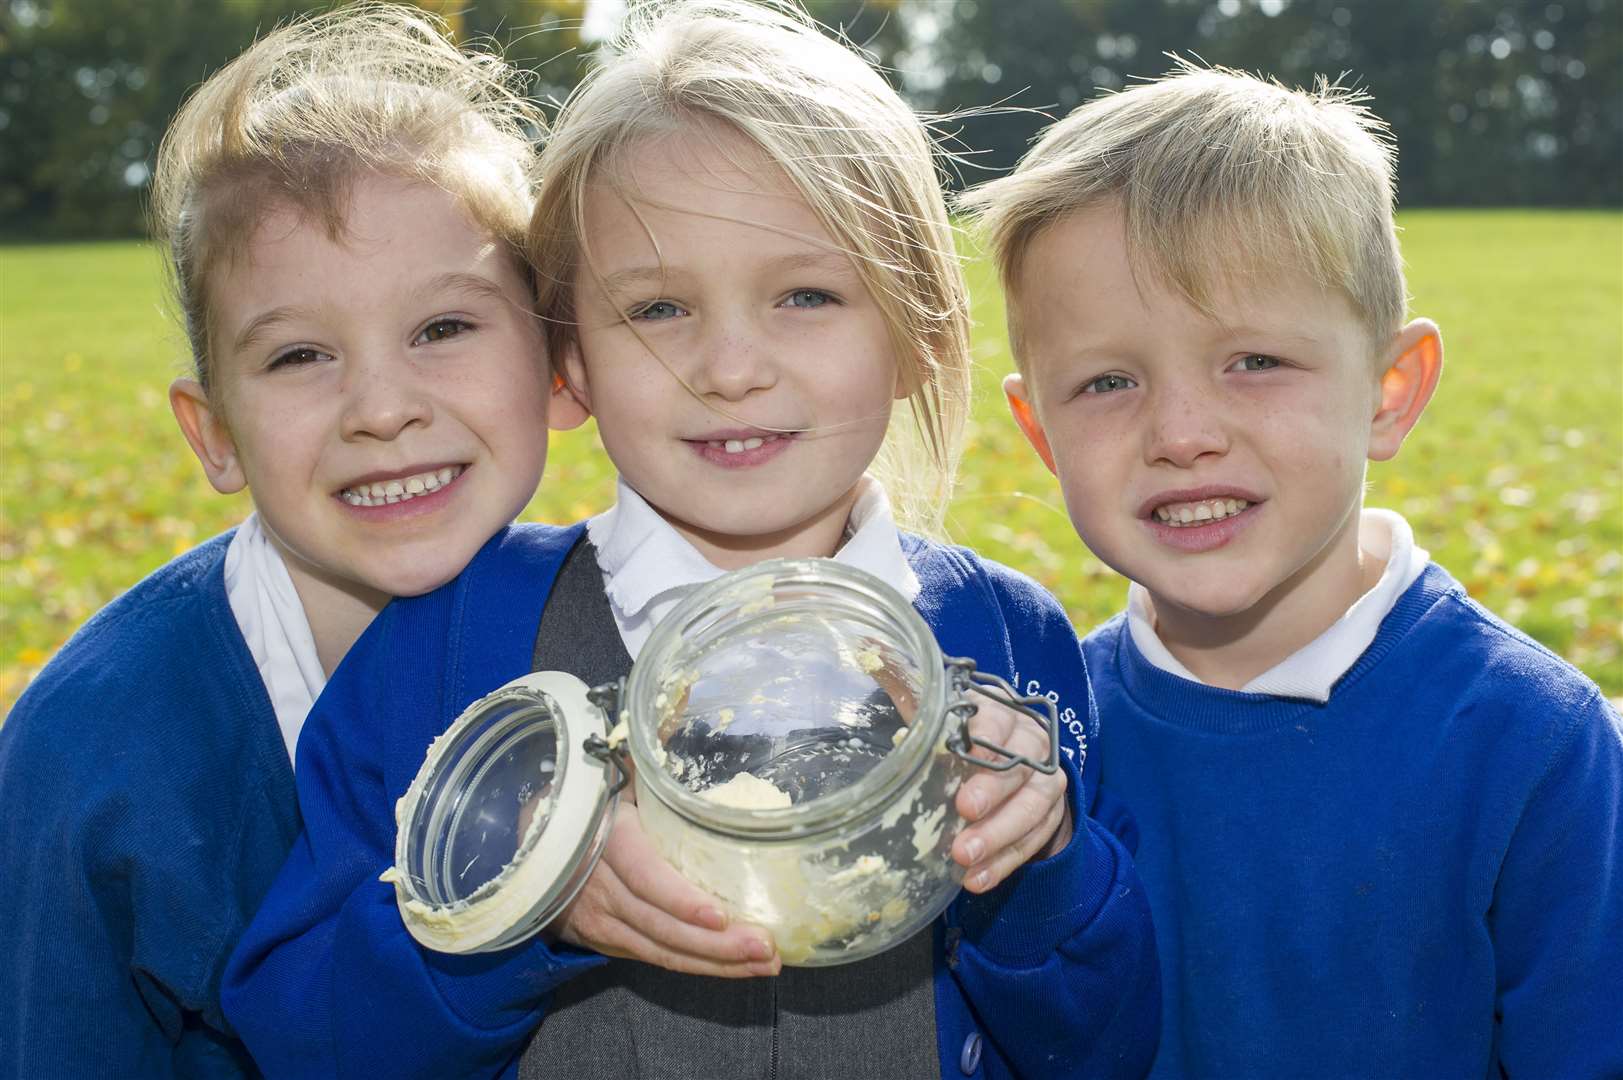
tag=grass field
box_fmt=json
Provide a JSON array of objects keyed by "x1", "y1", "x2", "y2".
[{"x1": 2, "y1": 210, "x2": 1619, "y2": 713}]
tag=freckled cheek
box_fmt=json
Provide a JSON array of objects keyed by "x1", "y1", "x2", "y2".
[{"x1": 1050, "y1": 430, "x2": 1117, "y2": 503}]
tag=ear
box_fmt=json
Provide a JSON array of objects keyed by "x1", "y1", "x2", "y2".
[
  {"x1": 1003, "y1": 373, "x2": 1057, "y2": 475},
  {"x1": 169, "y1": 378, "x2": 247, "y2": 494},
  {"x1": 552, "y1": 340, "x2": 594, "y2": 423},
  {"x1": 1368, "y1": 318, "x2": 1443, "y2": 462},
  {"x1": 547, "y1": 365, "x2": 590, "y2": 432}
]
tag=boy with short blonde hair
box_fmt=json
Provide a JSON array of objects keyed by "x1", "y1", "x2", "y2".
[{"x1": 964, "y1": 64, "x2": 1623, "y2": 1077}]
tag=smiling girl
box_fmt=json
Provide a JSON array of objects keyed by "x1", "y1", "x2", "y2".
[
  {"x1": 222, "y1": 4, "x2": 1159, "y2": 1078},
  {"x1": 0, "y1": 6, "x2": 573, "y2": 1075}
]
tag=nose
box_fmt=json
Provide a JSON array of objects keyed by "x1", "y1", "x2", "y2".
[
  {"x1": 687, "y1": 317, "x2": 777, "y2": 403},
  {"x1": 339, "y1": 350, "x2": 431, "y2": 441},
  {"x1": 1143, "y1": 380, "x2": 1229, "y2": 468}
]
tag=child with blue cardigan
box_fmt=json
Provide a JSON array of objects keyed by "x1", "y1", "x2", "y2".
[
  {"x1": 222, "y1": 3, "x2": 1160, "y2": 1078},
  {"x1": 965, "y1": 62, "x2": 1623, "y2": 1078},
  {"x1": 0, "y1": 6, "x2": 581, "y2": 1076}
]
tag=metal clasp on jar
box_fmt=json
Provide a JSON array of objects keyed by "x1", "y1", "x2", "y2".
[
  {"x1": 581, "y1": 678, "x2": 633, "y2": 797},
  {"x1": 942, "y1": 657, "x2": 1063, "y2": 776}
]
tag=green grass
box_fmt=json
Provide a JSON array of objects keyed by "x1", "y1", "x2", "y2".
[{"x1": 2, "y1": 210, "x2": 1620, "y2": 712}]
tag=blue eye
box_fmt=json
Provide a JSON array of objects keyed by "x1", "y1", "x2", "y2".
[
  {"x1": 416, "y1": 318, "x2": 472, "y2": 344},
  {"x1": 783, "y1": 289, "x2": 834, "y2": 310},
  {"x1": 630, "y1": 300, "x2": 686, "y2": 321},
  {"x1": 267, "y1": 346, "x2": 330, "y2": 370},
  {"x1": 1081, "y1": 373, "x2": 1136, "y2": 395},
  {"x1": 1233, "y1": 354, "x2": 1281, "y2": 372}
]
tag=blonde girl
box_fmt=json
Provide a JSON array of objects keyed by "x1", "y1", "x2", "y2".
[
  {"x1": 224, "y1": 4, "x2": 1159, "y2": 1077},
  {"x1": 0, "y1": 5, "x2": 575, "y2": 1075}
]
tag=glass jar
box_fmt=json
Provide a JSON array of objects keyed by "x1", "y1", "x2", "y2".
[{"x1": 389, "y1": 558, "x2": 1058, "y2": 965}]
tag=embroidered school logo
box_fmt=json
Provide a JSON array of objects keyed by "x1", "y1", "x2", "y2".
[{"x1": 1011, "y1": 672, "x2": 1085, "y2": 764}]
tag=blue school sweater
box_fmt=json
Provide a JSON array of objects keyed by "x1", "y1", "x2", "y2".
[
  {"x1": 0, "y1": 531, "x2": 300, "y2": 1078},
  {"x1": 1087, "y1": 561, "x2": 1623, "y2": 1079},
  {"x1": 223, "y1": 521, "x2": 1159, "y2": 1079}
]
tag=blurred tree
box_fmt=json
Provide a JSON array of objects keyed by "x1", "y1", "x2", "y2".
[
  {"x1": 803, "y1": 0, "x2": 910, "y2": 62},
  {"x1": 925, "y1": 0, "x2": 1620, "y2": 205},
  {"x1": 0, "y1": 0, "x2": 312, "y2": 237},
  {"x1": 418, "y1": 0, "x2": 589, "y2": 107},
  {"x1": 0, "y1": 0, "x2": 589, "y2": 240},
  {"x1": 1, "y1": 0, "x2": 1616, "y2": 240}
]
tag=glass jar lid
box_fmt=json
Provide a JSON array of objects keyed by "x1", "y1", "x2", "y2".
[{"x1": 388, "y1": 671, "x2": 622, "y2": 954}]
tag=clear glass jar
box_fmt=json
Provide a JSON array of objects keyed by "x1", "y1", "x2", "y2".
[
  {"x1": 389, "y1": 558, "x2": 1058, "y2": 965},
  {"x1": 626, "y1": 559, "x2": 969, "y2": 965}
]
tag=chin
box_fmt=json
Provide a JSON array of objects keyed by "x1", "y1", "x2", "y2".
[
  {"x1": 372, "y1": 562, "x2": 462, "y2": 600},
  {"x1": 1147, "y1": 577, "x2": 1274, "y2": 622}
]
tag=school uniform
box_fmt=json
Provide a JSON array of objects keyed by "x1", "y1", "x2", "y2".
[
  {"x1": 1089, "y1": 510, "x2": 1623, "y2": 1078},
  {"x1": 223, "y1": 484, "x2": 1159, "y2": 1079},
  {"x1": 0, "y1": 526, "x2": 304, "y2": 1077}
]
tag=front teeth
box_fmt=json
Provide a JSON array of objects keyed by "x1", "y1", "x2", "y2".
[
  {"x1": 1153, "y1": 498, "x2": 1250, "y2": 526},
  {"x1": 340, "y1": 466, "x2": 462, "y2": 507},
  {"x1": 709, "y1": 434, "x2": 781, "y2": 454}
]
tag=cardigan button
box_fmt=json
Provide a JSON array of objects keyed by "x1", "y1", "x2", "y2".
[{"x1": 959, "y1": 1031, "x2": 983, "y2": 1075}]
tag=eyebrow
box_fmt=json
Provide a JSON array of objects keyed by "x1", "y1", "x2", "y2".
[
  {"x1": 231, "y1": 305, "x2": 315, "y2": 355},
  {"x1": 593, "y1": 250, "x2": 857, "y2": 297},
  {"x1": 415, "y1": 271, "x2": 511, "y2": 305},
  {"x1": 1213, "y1": 320, "x2": 1324, "y2": 348}
]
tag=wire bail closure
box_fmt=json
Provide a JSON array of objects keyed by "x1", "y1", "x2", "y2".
[
  {"x1": 943, "y1": 657, "x2": 1062, "y2": 776},
  {"x1": 582, "y1": 678, "x2": 632, "y2": 798}
]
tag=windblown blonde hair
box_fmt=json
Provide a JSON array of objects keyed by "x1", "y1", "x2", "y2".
[
  {"x1": 960, "y1": 61, "x2": 1407, "y2": 367},
  {"x1": 528, "y1": 0, "x2": 971, "y2": 535},
  {"x1": 149, "y1": 2, "x2": 545, "y2": 392}
]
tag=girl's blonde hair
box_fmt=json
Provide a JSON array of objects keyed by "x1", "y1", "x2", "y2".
[
  {"x1": 528, "y1": 0, "x2": 971, "y2": 535},
  {"x1": 961, "y1": 61, "x2": 1407, "y2": 364},
  {"x1": 150, "y1": 2, "x2": 545, "y2": 392}
]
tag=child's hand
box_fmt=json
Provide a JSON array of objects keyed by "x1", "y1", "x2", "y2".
[
  {"x1": 950, "y1": 697, "x2": 1072, "y2": 894},
  {"x1": 554, "y1": 800, "x2": 782, "y2": 978}
]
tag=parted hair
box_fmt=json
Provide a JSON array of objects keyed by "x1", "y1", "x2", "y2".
[
  {"x1": 528, "y1": 0, "x2": 971, "y2": 535},
  {"x1": 960, "y1": 61, "x2": 1408, "y2": 365},
  {"x1": 149, "y1": 2, "x2": 545, "y2": 391}
]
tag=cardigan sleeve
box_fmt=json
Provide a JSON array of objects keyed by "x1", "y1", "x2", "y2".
[
  {"x1": 1490, "y1": 687, "x2": 1623, "y2": 1078},
  {"x1": 1, "y1": 673, "x2": 197, "y2": 1076},
  {"x1": 946, "y1": 565, "x2": 1160, "y2": 1079},
  {"x1": 220, "y1": 598, "x2": 604, "y2": 1079},
  {"x1": 1, "y1": 536, "x2": 297, "y2": 1079}
]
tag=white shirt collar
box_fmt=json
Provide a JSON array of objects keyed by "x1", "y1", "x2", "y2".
[
  {"x1": 587, "y1": 476, "x2": 920, "y2": 661},
  {"x1": 1126, "y1": 508, "x2": 1430, "y2": 701},
  {"x1": 223, "y1": 513, "x2": 326, "y2": 768}
]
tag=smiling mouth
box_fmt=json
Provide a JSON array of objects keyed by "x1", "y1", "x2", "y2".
[
  {"x1": 696, "y1": 433, "x2": 791, "y2": 455},
  {"x1": 340, "y1": 466, "x2": 464, "y2": 507},
  {"x1": 1153, "y1": 497, "x2": 1251, "y2": 526}
]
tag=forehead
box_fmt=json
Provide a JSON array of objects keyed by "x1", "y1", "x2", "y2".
[
  {"x1": 240, "y1": 176, "x2": 489, "y2": 262},
  {"x1": 581, "y1": 124, "x2": 842, "y2": 264},
  {"x1": 1015, "y1": 204, "x2": 1373, "y2": 360},
  {"x1": 216, "y1": 176, "x2": 514, "y2": 299}
]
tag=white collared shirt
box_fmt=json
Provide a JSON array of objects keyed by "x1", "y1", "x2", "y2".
[
  {"x1": 587, "y1": 476, "x2": 921, "y2": 662},
  {"x1": 223, "y1": 513, "x2": 326, "y2": 768},
  {"x1": 1126, "y1": 509, "x2": 1430, "y2": 702}
]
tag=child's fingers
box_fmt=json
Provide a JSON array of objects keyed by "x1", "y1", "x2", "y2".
[
  {"x1": 957, "y1": 787, "x2": 1069, "y2": 894},
  {"x1": 951, "y1": 757, "x2": 1065, "y2": 880},
  {"x1": 950, "y1": 699, "x2": 1070, "y2": 892},
  {"x1": 572, "y1": 855, "x2": 780, "y2": 977},
  {"x1": 557, "y1": 803, "x2": 780, "y2": 978},
  {"x1": 610, "y1": 817, "x2": 780, "y2": 959},
  {"x1": 952, "y1": 698, "x2": 1049, "y2": 825}
]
